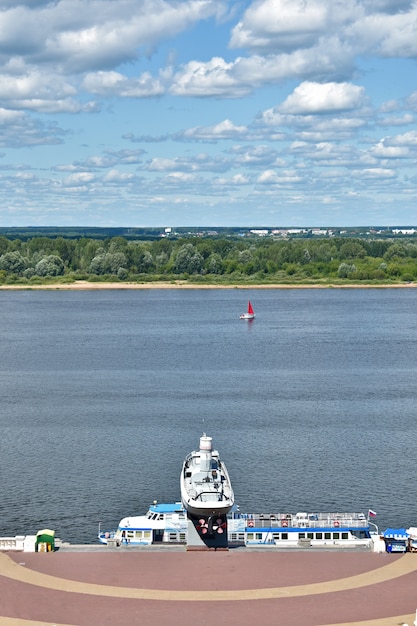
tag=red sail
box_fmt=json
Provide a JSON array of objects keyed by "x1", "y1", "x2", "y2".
[{"x1": 248, "y1": 301, "x2": 254, "y2": 315}]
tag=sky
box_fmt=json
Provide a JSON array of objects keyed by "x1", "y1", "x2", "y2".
[{"x1": 1, "y1": 0, "x2": 417, "y2": 228}]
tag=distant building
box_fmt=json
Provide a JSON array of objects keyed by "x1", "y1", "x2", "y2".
[
  {"x1": 392, "y1": 228, "x2": 416, "y2": 235},
  {"x1": 250, "y1": 229, "x2": 269, "y2": 236}
]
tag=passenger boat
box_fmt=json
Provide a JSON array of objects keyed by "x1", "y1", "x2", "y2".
[
  {"x1": 180, "y1": 434, "x2": 234, "y2": 518},
  {"x1": 98, "y1": 502, "x2": 187, "y2": 546},
  {"x1": 98, "y1": 504, "x2": 375, "y2": 549},
  {"x1": 227, "y1": 510, "x2": 375, "y2": 548}
]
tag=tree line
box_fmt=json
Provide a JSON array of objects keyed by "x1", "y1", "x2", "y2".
[{"x1": 0, "y1": 234, "x2": 417, "y2": 284}]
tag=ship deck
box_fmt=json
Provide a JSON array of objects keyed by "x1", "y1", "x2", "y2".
[{"x1": 1, "y1": 546, "x2": 417, "y2": 625}]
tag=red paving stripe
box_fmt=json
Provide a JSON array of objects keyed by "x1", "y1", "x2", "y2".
[{"x1": 6, "y1": 551, "x2": 405, "y2": 589}]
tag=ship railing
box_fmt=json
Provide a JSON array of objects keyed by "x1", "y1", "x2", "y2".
[
  {"x1": 194, "y1": 491, "x2": 231, "y2": 502},
  {"x1": 229, "y1": 513, "x2": 369, "y2": 528}
]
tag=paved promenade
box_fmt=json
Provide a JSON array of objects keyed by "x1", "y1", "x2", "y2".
[{"x1": 1, "y1": 549, "x2": 417, "y2": 625}]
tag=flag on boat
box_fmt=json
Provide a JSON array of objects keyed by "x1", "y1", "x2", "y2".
[{"x1": 368, "y1": 509, "x2": 377, "y2": 518}]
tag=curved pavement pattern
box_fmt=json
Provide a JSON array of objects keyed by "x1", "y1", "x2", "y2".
[{"x1": 1, "y1": 550, "x2": 417, "y2": 625}]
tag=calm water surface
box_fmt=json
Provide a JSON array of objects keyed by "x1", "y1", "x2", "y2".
[{"x1": 1, "y1": 288, "x2": 416, "y2": 542}]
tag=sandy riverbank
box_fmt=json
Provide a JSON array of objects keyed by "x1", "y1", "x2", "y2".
[{"x1": 0, "y1": 280, "x2": 416, "y2": 290}]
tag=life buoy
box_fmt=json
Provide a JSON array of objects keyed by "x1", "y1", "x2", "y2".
[
  {"x1": 334, "y1": 521, "x2": 340, "y2": 528},
  {"x1": 281, "y1": 519, "x2": 288, "y2": 527},
  {"x1": 248, "y1": 520, "x2": 254, "y2": 528}
]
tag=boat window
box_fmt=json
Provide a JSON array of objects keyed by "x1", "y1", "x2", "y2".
[
  {"x1": 333, "y1": 532, "x2": 340, "y2": 539},
  {"x1": 299, "y1": 533, "x2": 306, "y2": 539},
  {"x1": 307, "y1": 533, "x2": 314, "y2": 539},
  {"x1": 324, "y1": 532, "x2": 331, "y2": 539},
  {"x1": 316, "y1": 532, "x2": 323, "y2": 539},
  {"x1": 256, "y1": 533, "x2": 263, "y2": 540},
  {"x1": 341, "y1": 532, "x2": 349, "y2": 540},
  {"x1": 281, "y1": 533, "x2": 288, "y2": 540},
  {"x1": 356, "y1": 530, "x2": 368, "y2": 539},
  {"x1": 246, "y1": 533, "x2": 254, "y2": 540}
]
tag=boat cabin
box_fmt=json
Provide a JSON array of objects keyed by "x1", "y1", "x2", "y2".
[
  {"x1": 98, "y1": 502, "x2": 187, "y2": 546},
  {"x1": 227, "y1": 511, "x2": 372, "y2": 547}
]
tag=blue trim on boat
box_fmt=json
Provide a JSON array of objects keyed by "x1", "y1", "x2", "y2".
[{"x1": 149, "y1": 502, "x2": 184, "y2": 514}]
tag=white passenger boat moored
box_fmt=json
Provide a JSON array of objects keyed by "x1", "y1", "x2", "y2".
[
  {"x1": 227, "y1": 510, "x2": 375, "y2": 548},
  {"x1": 98, "y1": 502, "x2": 187, "y2": 546},
  {"x1": 97, "y1": 505, "x2": 377, "y2": 549}
]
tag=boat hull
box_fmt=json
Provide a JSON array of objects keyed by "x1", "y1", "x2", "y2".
[
  {"x1": 181, "y1": 499, "x2": 233, "y2": 518},
  {"x1": 180, "y1": 435, "x2": 234, "y2": 518}
]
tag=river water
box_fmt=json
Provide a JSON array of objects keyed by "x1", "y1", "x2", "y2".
[{"x1": 0, "y1": 287, "x2": 416, "y2": 543}]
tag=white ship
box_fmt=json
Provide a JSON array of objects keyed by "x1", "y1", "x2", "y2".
[{"x1": 180, "y1": 434, "x2": 234, "y2": 518}]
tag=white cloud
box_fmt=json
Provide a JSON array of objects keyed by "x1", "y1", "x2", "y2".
[
  {"x1": 370, "y1": 141, "x2": 410, "y2": 158},
  {"x1": 0, "y1": 0, "x2": 226, "y2": 71},
  {"x1": 352, "y1": 167, "x2": 396, "y2": 179},
  {"x1": 378, "y1": 113, "x2": 414, "y2": 127},
  {"x1": 259, "y1": 105, "x2": 368, "y2": 142},
  {"x1": 64, "y1": 172, "x2": 96, "y2": 186},
  {"x1": 230, "y1": 0, "x2": 333, "y2": 51},
  {"x1": 0, "y1": 70, "x2": 94, "y2": 112},
  {"x1": 231, "y1": 144, "x2": 279, "y2": 167},
  {"x1": 351, "y1": 7, "x2": 417, "y2": 57},
  {"x1": 145, "y1": 153, "x2": 229, "y2": 173},
  {"x1": 83, "y1": 71, "x2": 165, "y2": 97},
  {"x1": 0, "y1": 0, "x2": 414, "y2": 110},
  {"x1": 170, "y1": 57, "x2": 251, "y2": 97},
  {"x1": 181, "y1": 119, "x2": 247, "y2": 141},
  {"x1": 0, "y1": 108, "x2": 66, "y2": 147},
  {"x1": 386, "y1": 130, "x2": 417, "y2": 146},
  {"x1": 104, "y1": 169, "x2": 135, "y2": 182},
  {"x1": 169, "y1": 43, "x2": 355, "y2": 98},
  {"x1": 213, "y1": 173, "x2": 250, "y2": 185},
  {"x1": 165, "y1": 172, "x2": 197, "y2": 183},
  {"x1": 230, "y1": 0, "x2": 417, "y2": 62},
  {"x1": 257, "y1": 168, "x2": 303, "y2": 184},
  {"x1": 0, "y1": 108, "x2": 25, "y2": 123},
  {"x1": 279, "y1": 81, "x2": 366, "y2": 114}
]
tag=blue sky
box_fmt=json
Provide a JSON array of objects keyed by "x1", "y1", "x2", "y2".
[{"x1": 1, "y1": 0, "x2": 417, "y2": 227}]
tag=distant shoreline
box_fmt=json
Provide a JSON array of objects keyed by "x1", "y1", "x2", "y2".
[{"x1": 0, "y1": 280, "x2": 416, "y2": 290}]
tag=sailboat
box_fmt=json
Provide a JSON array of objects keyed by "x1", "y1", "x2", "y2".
[{"x1": 240, "y1": 300, "x2": 255, "y2": 320}]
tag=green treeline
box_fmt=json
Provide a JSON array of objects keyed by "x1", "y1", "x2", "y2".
[{"x1": 0, "y1": 234, "x2": 417, "y2": 285}]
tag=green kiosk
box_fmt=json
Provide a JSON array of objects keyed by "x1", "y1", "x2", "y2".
[{"x1": 36, "y1": 529, "x2": 55, "y2": 552}]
